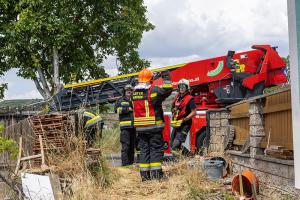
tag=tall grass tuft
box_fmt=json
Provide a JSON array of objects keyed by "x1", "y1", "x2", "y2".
[{"x1": 97, "y1": 128, "x2": 121, "y2": 154}]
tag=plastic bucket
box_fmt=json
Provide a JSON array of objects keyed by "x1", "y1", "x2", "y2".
[
  {"x1": 203, "y1": 160, "x2": 223, "y2": 180},
  {"x1": 208, "y1": 157, "x2": 228, "y2": 176},
  {"x1": 231, "y1": 170, "x2": 259, "y2": 197}
]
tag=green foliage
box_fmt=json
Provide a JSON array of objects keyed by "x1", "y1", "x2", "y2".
[
  {"x1": 0, "y1": 0, "x2": 154, "y2": 96},
  {"x1": 0, "y1": 83, "x2": 7, "y2": 99},
  {"x1": 0, "y1": 99, "x2": 43, "y2": 107},
  {"x1": 0, "y1": 124, "x2": 18, "y2": 160},
  {"x1": 283, "y1": 55, "x2": 290, "y2": 83},
  {"x1": 0, "y1": 137, "x2": 18, "y2": 160}
]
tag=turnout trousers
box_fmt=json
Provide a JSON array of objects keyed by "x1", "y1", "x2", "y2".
[
  {"x1": 120, "y1": 128, "x2": 136, "y2": 166},
  {"x1": 138, "y1": 129, "x2": 164, "y2": 181},
  {"x1": 170, "y1": 124, "x2": 191, "y2": 150}
]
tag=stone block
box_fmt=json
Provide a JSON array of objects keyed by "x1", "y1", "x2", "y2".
[
  {"x1": 249, "y1": 102, "x2": 263, "y2": 114},
  {"x1": 215, "y1": 144, "x2": 225, "y2": 153},
  {"x1": 250, "y1": 136, "x2": 264, "y2": 147},
  {"x1": 210, "y1": 135, "x2": 224, "y2": 144},
  {"x1": 221, "y1": 119, "x2": 229, "y2": 126},
  {"x1": 209, "y1": 112, "x2": 216, "y2": 119},
  {"x1": 288, "y1": 165, "x2": 294, "y2": 180},
  {"x1": 221, "y1": 111, "x2": 229, "y2": 119},
  {"x1": 209, "y1": 119, "x2": 221, "y2": 128},
  {"x1": 215, "y1": 127, "x2": 223, "y2": 136},
  {"x1": 209, "y1": 127, "x2": 216, "y2": 136},
  {"x1": 215, "y1": 112, "x2": 221, "y2": 119},
  {"x1": 249, "y1": 114, "x2": 264, "y2": 126},
  {"x1": 250, "y1": 126, "x2": 265, "y2": 137},
  {"x1": 250, "y1": 147, "x2": 264, "y2": 157},
  {"x1": 209, "y1": 143, "x2": 216, "y2": 152}
]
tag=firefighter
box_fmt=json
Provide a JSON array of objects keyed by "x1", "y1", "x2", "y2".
[
  {"x1": 133, "y1": 68, "x2": 172, "y2": 181},
  {"x1": 115, "y1": 84, "x2": 137, "y2": 166},
  {"x1": 83, "y1": 111, "x2": 103, "y2": 147},
  {"x1": 170, "y1": 79, "x2": 196, "y2": 150}
]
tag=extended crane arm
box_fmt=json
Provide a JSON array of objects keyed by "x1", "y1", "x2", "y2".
[{"x1": 53, "y1": 44, "x2": 287, "y2": 111}]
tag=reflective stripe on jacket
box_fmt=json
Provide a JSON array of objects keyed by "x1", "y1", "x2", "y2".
[{"x1": 115, "y1": 96, "x2": 134, "y2": 129}]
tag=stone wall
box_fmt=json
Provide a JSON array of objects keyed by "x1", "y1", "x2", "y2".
[
  {"x1": 208, "y1": 109, "x2": 230, "y2": 153},
  {"x1": 225, "y1": 96, "x2": 299, "y2": 198},
  {"x1": 229, "y1": 151, "x2": 300, "y2": 198},
  {"x1": 249, "y1": 99, "x2": 265, "y2": 157}
]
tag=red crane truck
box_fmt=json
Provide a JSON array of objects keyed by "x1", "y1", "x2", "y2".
[{"x1": 54, "y1": 44, "x2": 287, "y2": 155}]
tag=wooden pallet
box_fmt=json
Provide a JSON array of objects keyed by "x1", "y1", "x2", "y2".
[{"x1": 28, "y1": 114, "x2": 72, "y2": 166}]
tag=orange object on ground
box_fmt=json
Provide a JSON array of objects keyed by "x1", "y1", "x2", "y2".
[
  {"x1": 232, "y1": 170, "x2": 259, "y2": 198},
  {"x1": 138, "y1": 68, "x2": 153, "y2": 83}
]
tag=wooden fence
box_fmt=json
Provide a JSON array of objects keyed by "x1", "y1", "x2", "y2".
[
  {"x1": 0, "y1": 118, "x2": 34, "y2": 167},
  {"x1": 229, "y1": 87, "x2": 293, "y2": 150}
]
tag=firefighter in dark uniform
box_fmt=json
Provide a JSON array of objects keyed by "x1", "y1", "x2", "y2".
[
  {"x1": 115, "y1": 84, "x2": 137, "y2": 166},
  {"x1": 132, "y1": 68, "x2": 172, "y2": 181},
  {"x1": 170, "y1": 79, "x2": 196, "y2": 150},
  {"x1": 83, "y1": 111, "x2": 103, "y2": 147}
]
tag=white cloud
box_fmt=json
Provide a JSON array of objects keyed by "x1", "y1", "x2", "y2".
[
  {"x1": 141, "y1": 0, "x2": 288, "y2": 60},
  {"x1": 149, "y1": 54, "x2": 202, "y2": 69},
  {"x1": 2, "y1": 0, "x2": 289, "y2": 99}
]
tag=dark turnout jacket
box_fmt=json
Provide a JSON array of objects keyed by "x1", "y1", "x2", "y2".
[{"x1": 115, "y1": 96, "x2": 134, "y2": 129}]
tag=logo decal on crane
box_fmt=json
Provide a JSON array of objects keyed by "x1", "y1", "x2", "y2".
[{"x1": 207, "y1": 61, "x2": 224, "y2": 77}]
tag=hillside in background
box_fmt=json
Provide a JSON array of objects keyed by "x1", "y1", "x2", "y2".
[{"x1": 0, "y1": 99, "x2": 43, "y2": 108}]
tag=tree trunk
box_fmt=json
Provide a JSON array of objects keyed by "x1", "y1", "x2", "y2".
[
  {"x1": 53, "y1": 46, "x2": 61, "y2": 94},
  {"x1": 37, "y1": 68, "x2": 51, "y2": 98},
  {"x1": 33, "y1": 78, "x2": 47, "y2": 99}
]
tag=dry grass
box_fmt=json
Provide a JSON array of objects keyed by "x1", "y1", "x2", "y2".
[
  {"x1": 185, "y1": 168, "x2": 222, "y2": 200},
  {"x1": 97, "y1": 128, "x2": 121, "y2": 154},
  {"x1": 46, "y1": 135, "x2": 119, "y2": 200},
  {"x1": 30, "y1": 127, "x2": 235, "y2": 200},
  {"x1": 98, "y1": 160, "x2": 189, "y2": 200}
]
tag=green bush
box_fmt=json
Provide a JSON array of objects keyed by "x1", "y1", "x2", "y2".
[{"x1": 0, "y1": 123, "x2": 18, "y2": 160}]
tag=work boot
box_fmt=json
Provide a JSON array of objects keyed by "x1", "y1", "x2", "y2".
[
  {"x1": 150, "y1": 169, "x2": 164, "y2": 180},
  {"x1": 140, "y1": 171, "x2": 151, "y2": 181}
]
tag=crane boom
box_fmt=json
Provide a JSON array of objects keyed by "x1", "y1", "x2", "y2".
[{"x1": 53, "y1": 44, "x2": 286, "y2": 111}]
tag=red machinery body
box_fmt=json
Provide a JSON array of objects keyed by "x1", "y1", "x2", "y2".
[
  {"x1": 57, "y1": 44, "x2": 287, "y2": 155},
  {"x1": 158, "y1": 45, "x2": 287, "y2": 154}
]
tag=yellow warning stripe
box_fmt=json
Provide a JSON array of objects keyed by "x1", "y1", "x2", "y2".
[
  {"x1": 170, "y1": 119, "x2": 183, "y2": 127},
  {"x1": 83, "y1": 111, "x2": 95, "y2": 118},
  {"x1": 140, "y1": 163, "x2": 150, "y2": 168},
  {"x1": 86, "y1": 115, "x2": 102, "y2": 125},
  {"x1": 134, "y1": 116, "x2": 155, "y2": 120},
  {"x1": 145, "y1": 100, "x2": 149, "y2": 117},
  {"x1": 150, "y1": 162, "x2": 161, "y2": 167},
  {"x1": 64, "y1": 63, "x2": 186, "y2": 88},
  {"x1": 120, "y1": 121, "x2": 131, "y2": 125},
  {"x1": 162, "y1": 83, "x2": 173, "y2": 88},
  {"x1": 150, "y1": 93, "x2": 157, "y2": 98}
]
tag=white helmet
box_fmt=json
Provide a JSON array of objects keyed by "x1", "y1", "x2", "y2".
[{"x1": 178, "y1": 79, "x2": 190, "y2": 90}]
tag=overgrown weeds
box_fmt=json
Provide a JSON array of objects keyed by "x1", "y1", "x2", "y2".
[
  {"x1": 96, "y1": 128, "x2": 121, "y2": 153},
  {"x1": 186, "y1": 166, "x2": 222, "y2": 200},
  {"x1": 47, "y1": 135, "x2": 118, "y2": 199}
]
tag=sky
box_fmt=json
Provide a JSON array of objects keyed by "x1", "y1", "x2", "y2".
[{"x1": 1, "y1": 0, "x2": 289, "y2": 100}]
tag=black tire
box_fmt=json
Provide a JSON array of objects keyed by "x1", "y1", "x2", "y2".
[{"x1": 196, "y1": 130, "x2": 207, "y2": 154}]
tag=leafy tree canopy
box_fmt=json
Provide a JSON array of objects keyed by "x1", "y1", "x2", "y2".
[{"x1": 0, "y1": 0, "x2": 154, "y2": 99}]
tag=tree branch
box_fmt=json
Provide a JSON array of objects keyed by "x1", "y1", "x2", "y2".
[
  {"x1": 33, "y1": 77, "x2": 47, "y2": 99},
  {"x1": 37, "y1": 68, "x2": 51, "y2": 97}
]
